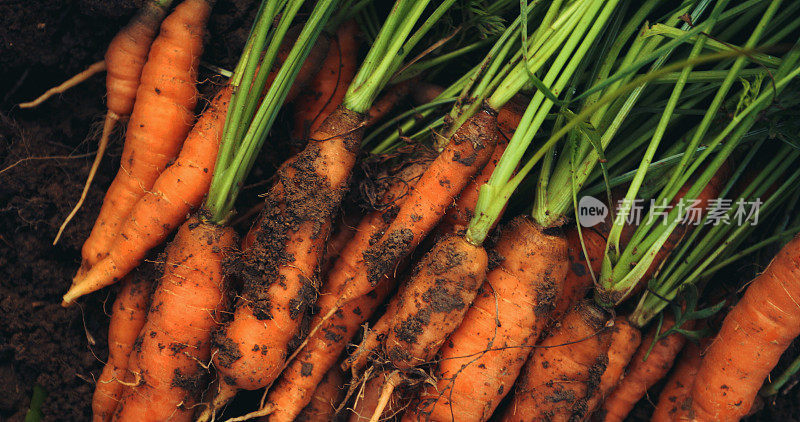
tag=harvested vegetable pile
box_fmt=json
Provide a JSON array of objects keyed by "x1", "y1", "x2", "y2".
[{"x1": 3, "y1": 1, "x2": 800, "y2": 421}]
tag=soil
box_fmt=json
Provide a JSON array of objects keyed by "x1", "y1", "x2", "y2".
[{"x1": 2, "y1": 1, "x2": 800, "y2": 422}]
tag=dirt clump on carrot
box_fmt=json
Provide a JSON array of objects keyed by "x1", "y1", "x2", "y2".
[{"x1": 502, "y1": 301, "x2": 612, "y2": 422}]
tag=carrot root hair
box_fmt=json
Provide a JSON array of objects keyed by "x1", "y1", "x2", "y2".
[{"x1": 18, "y1": 60, "x2": 107, "y2": 109}]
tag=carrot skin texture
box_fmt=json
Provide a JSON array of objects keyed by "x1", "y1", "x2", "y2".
[
  {"x1": 212, "y1": 107, "x2": 366, "y2": 391},
  {"x1": 81, "y1": 0, "x2": 210, "y2": 270},
  {"x1": 502, "y1": 301, "x2": 612, "y2": 422},
  {"x1": 292, "y1": 367, "x2": 347, "y2": 422},
  {"x1": 382, "y1": 235, "x2": 489, "y2": 370},
  {"x1": 92, "y1": 274, "x2": 152, "y2": 422},
  {"x1": 65, "y1": 85, "x2": 232, "y2": 304},
  {"x1": 584, "y1": 317, "x2": 641, "y2": 420},
  {"x1": 690, "y1": 236, "x2": 800, "y2": 421},
  {"x1": 349, "y1": 371, "x2": 406, "y2": 422},
  {"x1": 651, "y1": 341, "x2": 702, "y2": 422},
  {"x1": 264, "y1": 160, "x2": 431, "y2": 422},
  {"x1": 112, "y1": 216, "x2": 236, "y2": 421},
  {"x1": 335, "y1": 110, "x2": 499, "y2": 306},
  {"x1": 552, "y1": 226, "x2": 607, "y2": 323},
  {"x1": 292, "y1": 21, "x2": 358, "y2": 141},
  {"x1": 599, "y1": 315, "x2": 690, "y2": 422},
  {"x1": 406, "y1": 217, "x2": 568, "y2": 422}
]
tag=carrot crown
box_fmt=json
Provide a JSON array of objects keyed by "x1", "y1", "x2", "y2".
[{"x1": 205, "y1": 0, "x2": 339, "y2": 224}]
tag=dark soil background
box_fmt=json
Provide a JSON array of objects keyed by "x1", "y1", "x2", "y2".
[{"x1": 1, "y1": 1, "x2": 799, "y2": 421}]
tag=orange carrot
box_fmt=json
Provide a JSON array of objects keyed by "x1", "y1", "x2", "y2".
[
  {"x1": 349, "y1": 371, "x2": 408, "y2": 422},
  {"x1": 263, "y1": 159, "x2": 431, "y2": 422},
  {"x1": 366, "y1": 81, "x2": 413, "y2": 126},
  {"x1": 76, "y1": 0, "x2": 211, "y2": 276},
  {"x1": 292, "y1": 21, "x2": 359, "y2": 141},
  {"x1": 53, "y1": 0, "x2": 175, "y2": 245},
  {"x1": 651, "y1": 341, "x2": 703, "y2": 422},
  {"x1": 689, "y1": 235, "x2": 800, "y2": 421},
  {"x1": 294, "y1": 366, "x2": 347, "y2": 422},
  {"x1": 405, "y1": 216, "x2": 568, "y2": 422},
  {"x1": 211, "y1": 106, "x2": 367, "y2": 397},
  {"x1": 92, "y1": 271, "x2": 152, "y2": 422},
  {"x1": 112, "y1": 215, "x2": 236, "y2": 421},
  {"x1": 584, "y1": 317, "x2": 641, "y2": 419},
  {"x1": 502, "y1": 301, "x2": 612, "y2": 422},
  {"x1": 62, "y1": 84, "x2": 232, "y2": 305},
  {"x1": 411, "y1": 82, "x2": 445, "y2": 106},
  {"x1": 378, "y1": 235, "x2": 488, "y2": 371},
  {"x1": 333, "y1": 110, "x2": 498, "y2": 308},
  {"x1": 552, "y1": 225, "x2": 609, "y2": 322},
  {"x1": 437, "y1": 125, "x2": 510, "y2": 237},
  {"x1": 599, "y1": 314, "x2": 691, "y2": 422}
]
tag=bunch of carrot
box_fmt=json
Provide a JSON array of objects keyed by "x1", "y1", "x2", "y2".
[{"x1": 29, "y1": 0, "x2": 800, "y2": 420}]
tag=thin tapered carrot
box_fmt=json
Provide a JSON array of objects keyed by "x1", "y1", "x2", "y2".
[
  {"x1": 92, "y1": 272, "x2": 152, "y2": 422},
  {"x1": 321, "y1": 214, "x2": 359, "y2": 276},
  {"x1": 264, "y1": 159, "x2": 432, "y2": 422},
  {"x1": 112, "y1": 215, "x2": 236, "y2": 421},
  {"x1": 62, "y1": 84, "x2": 232, "y2": 305},
  {"x1": 689, "y1": 235, "x2": 800, "y2": 421},
  {"x1": 584, "y1": 316, "x2": 641, "y2": 420},
  {"x1": 294, "y1": 366, "x2": 347, "y2": 422},
  {"x1": 651, "y1": 341, "x2": 703, "y2": 422},
  {"x1": 405, "y1": 216, "x2": 568, "y2": 422},
  {"x1": 292, "y1": 21, "x2": 359, "y2": 141},
  {"x1": 599, "y1": 314, "x2": 691, "y2": 422},
  {"x1": 502, "y1": 301, "x2": 612, "y2": 422},
  {"x1": 76, "y1": 0, "x2": 211, "y2": 277},
  {"x1": 53, "y1": 0, "x2": 175, "y2": 245}
]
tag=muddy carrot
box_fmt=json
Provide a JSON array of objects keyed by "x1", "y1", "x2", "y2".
[
  {"x1": 112, "y1": 216, "x2": 236, "y2": 421},
  {"x1": 264, "y1": 159, "x2": 431, "y2": 422},
  {"x1": 501, "y1": 301, "x2": 612, "y2": 422},
  {"x1": 405, "y1": 216, "x2": 568, "y2": 422},
  {"x1": 91, "y1": 272, "x2": 152, "y2": 422}
]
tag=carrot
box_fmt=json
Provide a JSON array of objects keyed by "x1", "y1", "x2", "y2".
[
  {"x1": 599, "y1": 314, "x2": 691, "y2": 422},
  {"x1": 75, "y1": 0, "x2": 211, "y2": 276},
  {"x1": 411, "y1": 82, "x2": 444, "y2": 106},
  {"x1": 348, "y1": 234, "x2": 489, "y2": 422},
  {"x1": 295, "y1": 366, "x2": 347, "y2": 422},
  {"x1": 436, "y1": 116, "x2": 511, "y2": 237},
  {"x1": 112, "y1": 215, "x2": 236, "y2": 421},
  {"x1": 334, "y1": 110, "x2": 498, "y2": 308},
  {"x1": 321, "y1": 213, "x2": 359, "y2": 276},
  {"x1": 263, "y1": 158, "x2": 431, "y2": 422},
  {"x1": 651, "y1": 341, "x2": 703, "y2": 422},
  {"x1": 366, "y1": 81, "x2": 413, "y2": 126},
  {"x1": 91, "y1": 271, "x2": 152, "y2": 422},
  {"x1": 210, "y1": 106, "x2": 366, "y2": 397},
  {"x1": 553, "y1": 226, "x2": 608, "y2": 322},
  {"x1": 349, "y1": 371, "x2": 408, "y2": 422},
  {"x1": 689, "y1": 235, "x2": 800, "y2": 421},
  {"x1": 379, "y1": 235, "x2": 488, "y2": 370},
  {"x1": 292, "y1": 21, "x2": 359, "y2": 141},
  {"x1": 584, "y1": 317, "x2": 641, "y2": 419},
  {"x1": 62, "y1": 84, "x2": 232, "y2": 305},
  {"x1": 502, "y1": 301, "x2": 612, "y2": 422},
  {"x1": 405, "y1": 216, "x2": 568, "y2": 422},
  {"x1": 52, "y1": 0, "x2": 175, "y2": 245}
]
